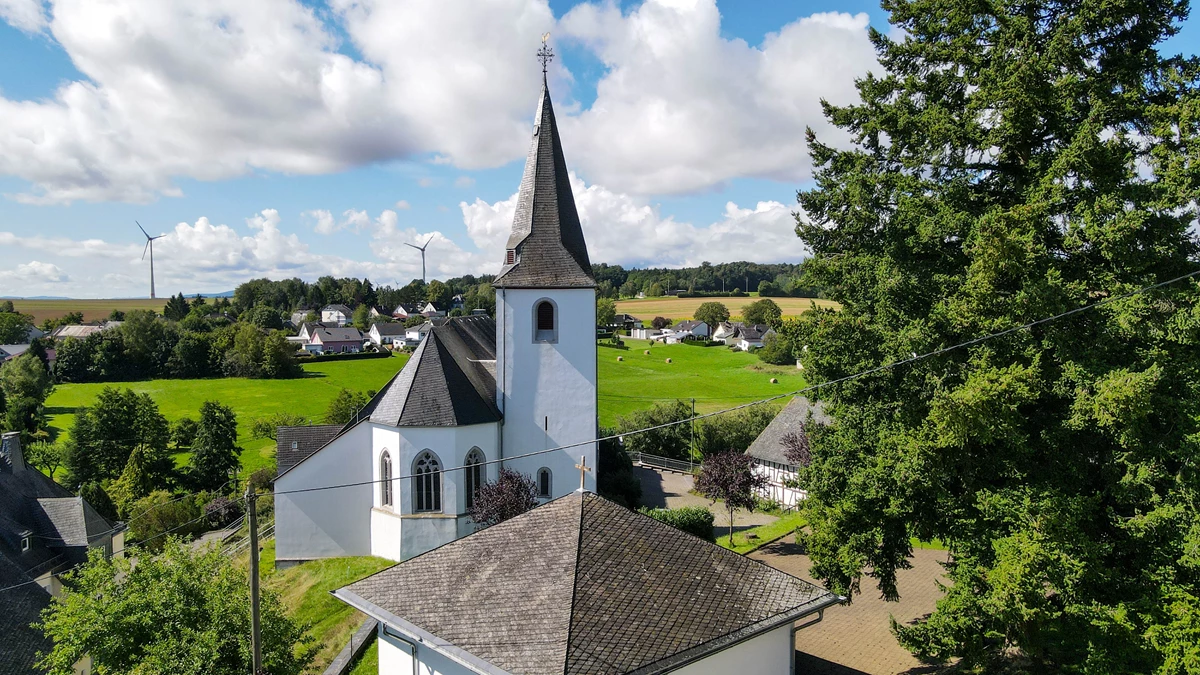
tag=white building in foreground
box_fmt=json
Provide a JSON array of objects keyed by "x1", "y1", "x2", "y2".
[
  {"x1": 334, "y1": 491, "x2": 842, "y2": 675},
  {"x1": 273, "y1": 73, "x2": 598, "y2": 566}
]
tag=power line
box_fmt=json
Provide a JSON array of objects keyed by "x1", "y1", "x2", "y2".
[{"x1": 275, "y1": 268, "x2": 1200, "y2": 497}]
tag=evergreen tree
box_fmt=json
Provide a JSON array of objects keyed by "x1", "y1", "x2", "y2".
[
  {"x1": 793, "y1": 0, "x2": 1200, "y2": 669},
  {"x1": 163, "y1": 292, "x2": 191, "y2": 321},
  {"x1": 188, "y1": 401, "x2": 241, "y2": 493}
]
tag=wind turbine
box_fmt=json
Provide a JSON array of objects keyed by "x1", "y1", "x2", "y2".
[
  {"x1": 405, "y1": 236, "x2": 433, "y2": 284},
  {"x1": 137, "y1": 221, "x2": 166, "y2": 299}
]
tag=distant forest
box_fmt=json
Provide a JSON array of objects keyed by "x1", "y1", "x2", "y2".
[{"x1": 232, "y1": 260, "x2": 822, "y2": 318}]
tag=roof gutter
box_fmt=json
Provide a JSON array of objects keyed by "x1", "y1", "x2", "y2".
[
  {"x1": 634, "y1": 592, "x2": 846, "y2": 675},
  {"x1": 331, "y1": 588, "x2": 515, "y2": 675}
]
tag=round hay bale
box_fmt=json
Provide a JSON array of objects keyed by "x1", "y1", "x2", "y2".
[
  {"x1": 770, "y1": 377, "x2": 778, "y2": 384},
  {"x1": 665, "y1": 358, "x2": 672, "y2": 364},
  {"x1": 617, "y1": 356, "x2": 624, "y2": 362},
  {"x1": 644, "y1": 350, "x2": 651, "y2": 355}
]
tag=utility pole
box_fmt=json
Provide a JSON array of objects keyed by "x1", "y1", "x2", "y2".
[
  {"x1": 690, "y1": 398, "x2": 696, "y2": 469},
  {"x1": 246, "y1": 486, "x2": 263, "y2": 675}
]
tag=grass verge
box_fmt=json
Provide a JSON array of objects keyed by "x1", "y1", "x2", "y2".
[
  {"x1": 717, "y1": 511, "x2": 808, "y2": 555},
  {"x1": 348, "y1": 640, "x2": 378, "y2": 675}
]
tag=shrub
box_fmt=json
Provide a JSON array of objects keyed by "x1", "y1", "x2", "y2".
[
  {"x1": 204, "y1": 495, "x2": 244, "y2": 528},
  {"x1": 598, "y1": 434, "x2": 642, "y2": 509},
  {"x1": 650, "y1": 316, "x2": 672, "y2": 330},
  {"x1": 127, "y1": 490, "x2": 208, "y2": 549},
  {"x1": 248, "y1": 467, "x2": 275, "y2": 492},
  {"x1": 638, "y1": 506, "x2": 715, "y2": 542}
]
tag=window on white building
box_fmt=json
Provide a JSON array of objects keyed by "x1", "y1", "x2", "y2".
[
  {"x1": 464, "y1": 449, "x2": 484, "y2": 510},
  {"x1": 380, "y1": 450, "x2": 393, "y2": 507},
  {"x1": 535, "y1": 300, "x2": 556, "y2": 342},
  {"x1": 537, "y1": 468, "x2": 551, "y2": 498},
  {"x1": 413, "y1": 451, "x2": 442, "y2": 512}
]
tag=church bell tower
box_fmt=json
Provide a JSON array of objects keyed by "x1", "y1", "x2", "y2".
[{"x1": 494, "y1": 41, "x2": 597, "y2": 494}]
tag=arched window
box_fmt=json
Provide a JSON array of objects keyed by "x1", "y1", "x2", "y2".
[
  {"x1": 379, "y1": 450, "x2": 392, "y2": 507},
  {"x1": 537, "y1": 468, "x2": 552, "y2": 498},
  {"x1": 464, "y1": 448, "x2": 485, "y2": 510},
  {"x1": 535, "y1": 299, "x2": 557, "y2": 342},
  {"x1": 413, "y1": 451, "x2": 442, "y2": 513}
]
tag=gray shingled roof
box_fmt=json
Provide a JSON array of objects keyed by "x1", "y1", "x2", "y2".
[
  {"x1": 745, "y1": 397, "x2": 831, "y2": 466},
  {"x1": 311, "y1": 326, "x2": 364, "y2": 343},
  {"x1": 0, "y1": 553, "x2": 53, "y2": 675},
  {"x1": 35, "y1": 498, "x2": 110, "y2": 546},
  {"x1": 276, "y1": 425, "x2": 345, "y2": 476},
  {"x1": 336, "y1": 492, "x2": 838, "y2": 675},
  {"x1": 493, "y1": 79, "x2": 594, "y2": 289},
  {"x1": 368, "y1": 316, "x2": 499, "y2": 427},
  {"x1": 371, "y1": 322, "x2": 407, "y2": 336}
]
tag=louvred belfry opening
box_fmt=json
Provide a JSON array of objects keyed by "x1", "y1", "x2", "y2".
[{"x1": 537, "y1": 301, "x2": 554, "y2": 331}]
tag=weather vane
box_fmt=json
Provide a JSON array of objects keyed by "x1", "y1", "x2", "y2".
[{"x1": 538, "y1": 32, "x2": 554, "y2": 74}]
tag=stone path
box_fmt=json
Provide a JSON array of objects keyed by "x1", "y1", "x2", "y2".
[
  {"x1": 635, "y1": 466, "x2": 777, "y2": 530},
  {"x1": 750, "y1": 535, "x2": 951, "y2": 675}
]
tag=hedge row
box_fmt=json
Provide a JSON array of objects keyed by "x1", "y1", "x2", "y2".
[
  {"x1": 680, "y1": 339, "x2": 725, "y2": 347},
  {"x1": 295, "y1": 350, "x2": 393, "y2": 363},
  {"x1": 638, "y1": 506, "x2": 715, "y2": 542}
]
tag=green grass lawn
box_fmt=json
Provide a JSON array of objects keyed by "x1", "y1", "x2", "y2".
[
  {"x1": 598, "y1": 342, "x2": 806, "y2": 426},
  {"x1": 348, "y1": 640, "x2": 378, "y2": 675},
  {"x1": 241, "y1": 538, "x2": 393, "y2": 674},
  {"x1": 43, "y1": 356, "x2": 408, "y2": 477},
  {"x1": 43, "y1": 342, "x2": 803, "y2": 474},
  {"x1": 717, "y1": 511, "x2": 808, "y2": 555}
]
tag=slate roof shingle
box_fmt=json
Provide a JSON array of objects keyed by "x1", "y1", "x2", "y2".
[
  {"x1": 336, "y1": 492, "x2": 839, "y2": 675},
  {"x1": 0, "y1": 554, "x2": 53, "y2": 675},
  {"x1": 368, "y1": 316, "x2": 499, "y2": 427},
  {"x1": 276, "y1": 425, "x2": 345, "y2": 476},
  {"x1": 493, "y1": 79, "x2": 594, "y2": 289},
  {"x1": 310, "y1": 326, "x2": 364, "y2": 343},
  {"x1": 745, "y1": 397, "x2": 831, "y2": 466}
]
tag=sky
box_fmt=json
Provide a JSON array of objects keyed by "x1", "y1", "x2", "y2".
[{"x1": 0, "y1": 0, "x2": 1196, "y2": 299}]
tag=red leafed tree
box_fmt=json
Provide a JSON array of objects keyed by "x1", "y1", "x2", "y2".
[
  {"x1": 468, "y1": 468, "x2": 539, "y2": 528},
  {"x1": 780, "y1": 424, "x2": 812, "y2": 467},
  {"x1": 695, "y1": 451, "x2": 768, "y2": 545}
]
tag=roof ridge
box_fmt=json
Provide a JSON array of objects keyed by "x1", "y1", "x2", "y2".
[{"x1": 563, "y1": 492, "x2": 587, "y2": 674}]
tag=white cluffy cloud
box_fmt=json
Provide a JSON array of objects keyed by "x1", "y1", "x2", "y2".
[
  {"x1": 461, "y1": 173, "x2": 810, "y2": 267},
  {"x1": 0, "y1": 0, "x2": 877, "y2": 204},
  {"x1": 0, "y1": 261, "x2": 70, "y2": 284}
]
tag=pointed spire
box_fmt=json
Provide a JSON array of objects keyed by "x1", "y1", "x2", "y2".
[{"x1": 494, "y1": 52, "x2": 593, "y2": 289}]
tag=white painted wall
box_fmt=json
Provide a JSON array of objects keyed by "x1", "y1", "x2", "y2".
[
  {"x1": 496, "y1": 287, "x2": 597, "y2": 494},
  {"x1": 274, "y1": 423, "x2": 372, "y2": 563},
  {"x1": 379, "y1": 626, "x2": 475, "y2": 675},
  {"x1": 668, "y1": 624, "x2": 794, "y2": 675},
  {"x1": 372, "y1": 423, "x2": 497, "y2": 560},
  {"x1": 751, "y1": 462, "x2": 807, "y2": 508}
]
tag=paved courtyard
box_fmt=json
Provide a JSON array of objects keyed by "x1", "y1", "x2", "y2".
[
  {"x1": 635, "y1": 466, "x2": 777, "y2": 530},
  {"x1": 750, "y1": 536, "x2": 951, "y2": 675}
]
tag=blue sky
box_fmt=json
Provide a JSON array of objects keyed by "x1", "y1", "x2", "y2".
[{"x1": 0, "y1": 0, "x2": 1196, "y2": 298}]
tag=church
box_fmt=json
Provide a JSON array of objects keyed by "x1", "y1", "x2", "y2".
[{"x1": 274, "y1": 67, "x2": 598, "y2": 566}]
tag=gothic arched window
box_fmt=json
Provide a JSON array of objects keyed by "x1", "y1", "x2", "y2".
[
  {"x1": 535, "y1": 299, "x2": 557, "y2": 342},
  {"x1": 464, "y1": 448, "x2": 485, "y2": 510},
  {"x1": 413, "y1": 451, "x2": 442, "y2": 513},
  {"x1": 379, "y1": 450, "x2": 393, "y2": 507},
  {"x1": 537, "y1": 467, "x2": 552, "y2": 498}
]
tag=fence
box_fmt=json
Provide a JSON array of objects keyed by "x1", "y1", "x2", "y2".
[{"x1": 629, "y1": 452, "x2": 700, "y2": 475}]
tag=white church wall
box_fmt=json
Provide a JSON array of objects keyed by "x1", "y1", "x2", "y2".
[
  {"x1": 275, "y1": 423, "x2": 372, "y2": 564},
  {"x1": 372, "y1": 423, "x2": 497, "y2": 560},
  {"x1": 496, "y1": 287, "x2": 597, "y2": 495},
  {"x1": 378, "y1": 625, "x2": 474, "y2": 675},
  {"x1": 669, "y1": 623, "x2": 794, "y2": 675}
]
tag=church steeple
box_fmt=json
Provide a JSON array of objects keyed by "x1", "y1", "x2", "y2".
[{"x1": 493, "y1": 52, "x2": 593, "y2": 289}]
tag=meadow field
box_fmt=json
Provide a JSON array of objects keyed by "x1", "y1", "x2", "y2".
[
  {"x1": 9, "y1": 297, "x2": 169, "y2": 324},
  {"x1": 597, "y1": 342, "x2": 806, "y2": 426},
  {"x1": 614, "y1": 295, "x2": 838, "y2": 323},
  {"x1": 43, "y1": 355, "x2": 409, "y2": 477},
  {"x1": 42, "y1": 342, "x2": 804, "y2": 474}
]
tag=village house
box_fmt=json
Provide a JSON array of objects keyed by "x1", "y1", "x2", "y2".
[
  {"x1": 49, "y1": 321, "x2": 121, "y2": 340},
  {"x1": 288, "y1": 310, "x2": 311, "y2": 327},
  {"x1": 391, "y1": 303, "x2": 419, "y2": 320},
  {"x1": 672, "y1": 319, "x2": 710, "y2": 339},
  {"x1": 630, "y1": 325, "x2": 665, "y2": 340},
  {"x1": 368, "y1": 322, "x2": 407, "y2": 348},
  {"x1": 1, "y1": 432, "x2": 123, "y2": 675},
  {"x1": 711, "y1": 320, "x2": 740, "y2": 342},
  {"x1": 305, "y1": 326, "x2": 364, "y2": 354},
  {"x1": 419, "y1": 301, "x2": 446, "y2": 318},
  {"x1": 401, "y1": 320, "x2": 434, "y2": 348},
  {"x1": 273, "y1": 74, "x2": 598, "y2": 567},
  {"x1": 608, "y1": 312, "x2": 641, "y2": 332},
  {"x1": 734, "y1": 323, "x2": 775, "y2": 351},
  {"x1": 0, "y1": 343, "x2": 31, "y2": 363},
  {"x1": 450, "y1": 294, "x2": 466, "y2": 311},
  {"x1": 334, "y1": 490, "x2": 842, "y2": 675},
  {"x1": 321, "y1": 304, "x2": 353, "y2": 326},
  {"x1": 745, "y1": 397, "x2": 829, "y2": 508}
]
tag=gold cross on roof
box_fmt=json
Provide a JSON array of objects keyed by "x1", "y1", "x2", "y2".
[{"x1": 575, "y1": 456, "x2": 591, "y2": 491}]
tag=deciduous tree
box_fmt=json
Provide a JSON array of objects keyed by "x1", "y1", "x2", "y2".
[
  {"x1": 694, "y1": 451, "x2": 767, "y2": 545},
  {"x1": 188, "y1": 401, "x2": 241, "y2": 493},
  {"x1": 740, "y1": 298, "x2": 781, "y2": 327},
  {"x1": 37, "y1": 539, "x2": 317, "y2": 675},
  {"x1": 794, "y1": 0, "x2": 1200, "y2": 669},
  {"x1": 469, "y1": 468, "x2": 538, "y2": 528},
  {"x1": 693, "y1": 302, "x2": 730, "y2": 330}
]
